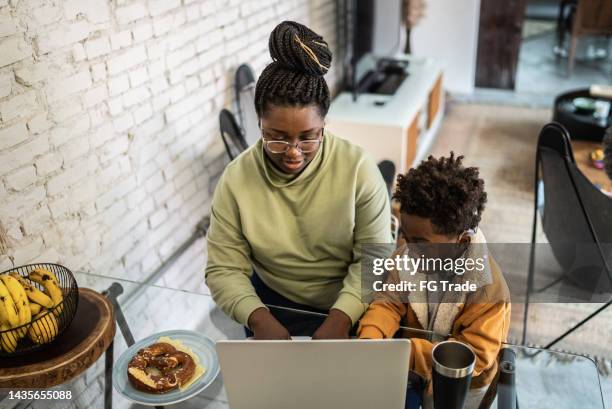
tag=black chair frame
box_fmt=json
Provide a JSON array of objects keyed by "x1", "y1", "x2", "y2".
[
  {"x1": 522, "y1": 122, "x2": 612, "y2": 349},
  {"x1": 219, "y1": 108, "x2": 248, "y2": 161}
]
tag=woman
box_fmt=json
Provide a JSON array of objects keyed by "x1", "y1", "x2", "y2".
[{"x1": 205, "y1": 21, "x2": 392, "y2": 340}]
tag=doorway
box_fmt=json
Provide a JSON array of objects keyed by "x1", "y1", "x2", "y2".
[{"x1": 475, "y1": 0, "x2": 611, "y2": 97}]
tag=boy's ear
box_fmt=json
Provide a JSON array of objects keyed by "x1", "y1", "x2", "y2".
[{"x1": 458, "y1": 231, "x2": 472, "y2": 245}]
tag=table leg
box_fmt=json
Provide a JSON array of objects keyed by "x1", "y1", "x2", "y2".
[
  {"x1": 103, "y1": 283, "x2": 166, "y2": 409},
  {"x1": 103, "y1": 283, "x2": 135, "y2": 346},
  {"x1": 105, "y1": 341, "x2": 114, "y2": 409}
]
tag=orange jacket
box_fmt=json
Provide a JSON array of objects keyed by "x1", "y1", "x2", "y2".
[{"x1": 358, "y1": 256, "x2": 511, "y2": 389}]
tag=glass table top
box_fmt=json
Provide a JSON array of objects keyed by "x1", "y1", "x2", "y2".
[
  {"x1": 240, "y1": 304, "x2": 606, "y2": 409},
  {"x1": 1, "y1": 271, "x2": 605, "y2": 409}
]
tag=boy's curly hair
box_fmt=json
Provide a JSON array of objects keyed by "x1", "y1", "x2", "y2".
[
  {"x1": 604, "y1": 127, "x2": 612, "y2": 180},
  {"x1": 393, "y1": 152, "x2": 487, "y2": 236}
]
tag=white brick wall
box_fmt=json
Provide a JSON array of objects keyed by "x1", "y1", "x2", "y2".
[{"x1": 0, "y1": 0, "x2": 342, "y2": 282}]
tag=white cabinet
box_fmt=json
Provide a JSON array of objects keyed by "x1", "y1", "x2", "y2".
[{"x1": 327, "y1": 56, "x2": 444, "y2": 175}]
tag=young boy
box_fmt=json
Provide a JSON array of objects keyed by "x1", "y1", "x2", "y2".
[{"x1": 358, "y1": 153, "x2": 511, "y2": 409}]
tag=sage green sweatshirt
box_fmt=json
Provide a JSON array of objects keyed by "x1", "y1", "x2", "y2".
[{"x1": 205, "y1": 133, "x2": 392, "y2": 326}]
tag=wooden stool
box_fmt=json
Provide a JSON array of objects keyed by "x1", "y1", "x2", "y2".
[{"x1": 0, "y1": 288, "x2": 115, "y2": 406}]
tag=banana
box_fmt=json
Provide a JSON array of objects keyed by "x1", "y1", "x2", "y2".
[
  {"x1": 31, "y1": 268, "x2": 59, "y2": 282},
  {"x1": 9, "y1": 273, "x2": 54, "y2": 308},
  {"x1": 0, "y1": 324, "x2": 19, "y2": 353},
  {"x1": 0, "y1": 280, "x2": 20, "y2": 328},
  {"x1": 28, "y1": 269, "x2": 63, "y2": 316},
  {"x1": 28, "y1": 311, "x2": 58, "y2": 344},
  {"x1": 0, "y1": 275, "x2": 30, "y2": 337},
  {"x1": 29, "y1": 303, "x2": 42, "y2": 315}
]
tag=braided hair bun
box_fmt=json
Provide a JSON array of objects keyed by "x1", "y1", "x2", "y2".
[
  {"x1": 255, "y1": 21, "x2": 332, "y2": 117},
  {"x1": 269, "y1": 21, "x2": 332, "y2": 77}
]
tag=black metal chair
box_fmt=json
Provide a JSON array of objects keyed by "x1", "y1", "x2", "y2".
[
  {"x1": 377, "y1": 159, "x2": 396, "y2": 196},
  {"x1": 219, "y1": 109, "x2": 248, "y2": 161},
  {"x1": 235, "y1": 64, "x2": 260, "y2": 146},
  {"x1": 478, "y1": 347, "x2": 517, "y2": 409},
  {"x1": 522, "y1": 122, "x2": 612, "y2": 348}
]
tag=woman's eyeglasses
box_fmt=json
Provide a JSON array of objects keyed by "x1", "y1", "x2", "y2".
[{"x1": 261, "y1": 128, "x2": 324, "y2": 154}]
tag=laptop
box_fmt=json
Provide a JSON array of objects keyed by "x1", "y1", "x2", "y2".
[{"x1": 216, "y1": 338, "x2": 411, "y2": 409}]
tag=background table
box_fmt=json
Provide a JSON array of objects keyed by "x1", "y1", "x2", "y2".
[
  {"x1": 0, "y1": 272, "x2": 605, "y2": 409},
  {"x1": 553, "y1": 89, "x2": 611, "y2": 142},
  {"x1": 572, "y1": 139, "x2": 612, "y2": 192}
]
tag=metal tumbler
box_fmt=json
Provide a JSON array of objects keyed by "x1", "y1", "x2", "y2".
[{"x1": 432, "y1": 340, "x2": 476, "y2": 409}]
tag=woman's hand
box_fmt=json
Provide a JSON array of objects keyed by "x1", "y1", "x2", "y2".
[
  {"x1": 312, "y1": 309, "x2": 352, "y2": 339},
  {"x1": 248, "y1": 308, "x2": 291, "y2": 340}
]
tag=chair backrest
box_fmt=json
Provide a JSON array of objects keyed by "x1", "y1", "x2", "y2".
[
  {"x1": 219, "y1": 109, "x2": 248, "y2": 161},
  {"x1": 575, "y1": 0, "x2": 612, "y2": 35},
  {"x1": 377, "y1": 159, "x2": 396, "y2": 196},
  {"x1": 477, "y1": 347, "x2": 516, "y2": 409},
  {"x1": 537, "y1": 122, "x2": 612, "y2": 294},
  {"x1": 235, "y1": 64, "x2": 260, "y2": 146},
  {"x1": 390, "y1": 214, "x2": 400, "y2": 243}
]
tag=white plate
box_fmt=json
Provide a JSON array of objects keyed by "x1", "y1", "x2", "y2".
[{"x1": 112, "y1": 329, "x2": 220, "y2": 406}]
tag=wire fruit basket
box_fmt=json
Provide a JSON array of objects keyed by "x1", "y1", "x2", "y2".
[{"x1": 0, "y1": 263, "x2": 78, "y2": 356}]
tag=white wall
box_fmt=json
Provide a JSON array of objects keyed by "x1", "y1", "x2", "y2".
[
  {"x1": 411, "y1": 0, "x2": 481, "y2": 95},
  {"x1": 0, "y1": 0, "x2": 341, "y2": 280}
]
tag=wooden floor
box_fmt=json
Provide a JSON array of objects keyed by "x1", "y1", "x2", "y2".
[{"x1": 428, "y1": 101, "x2": 612, "y2": 361}]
